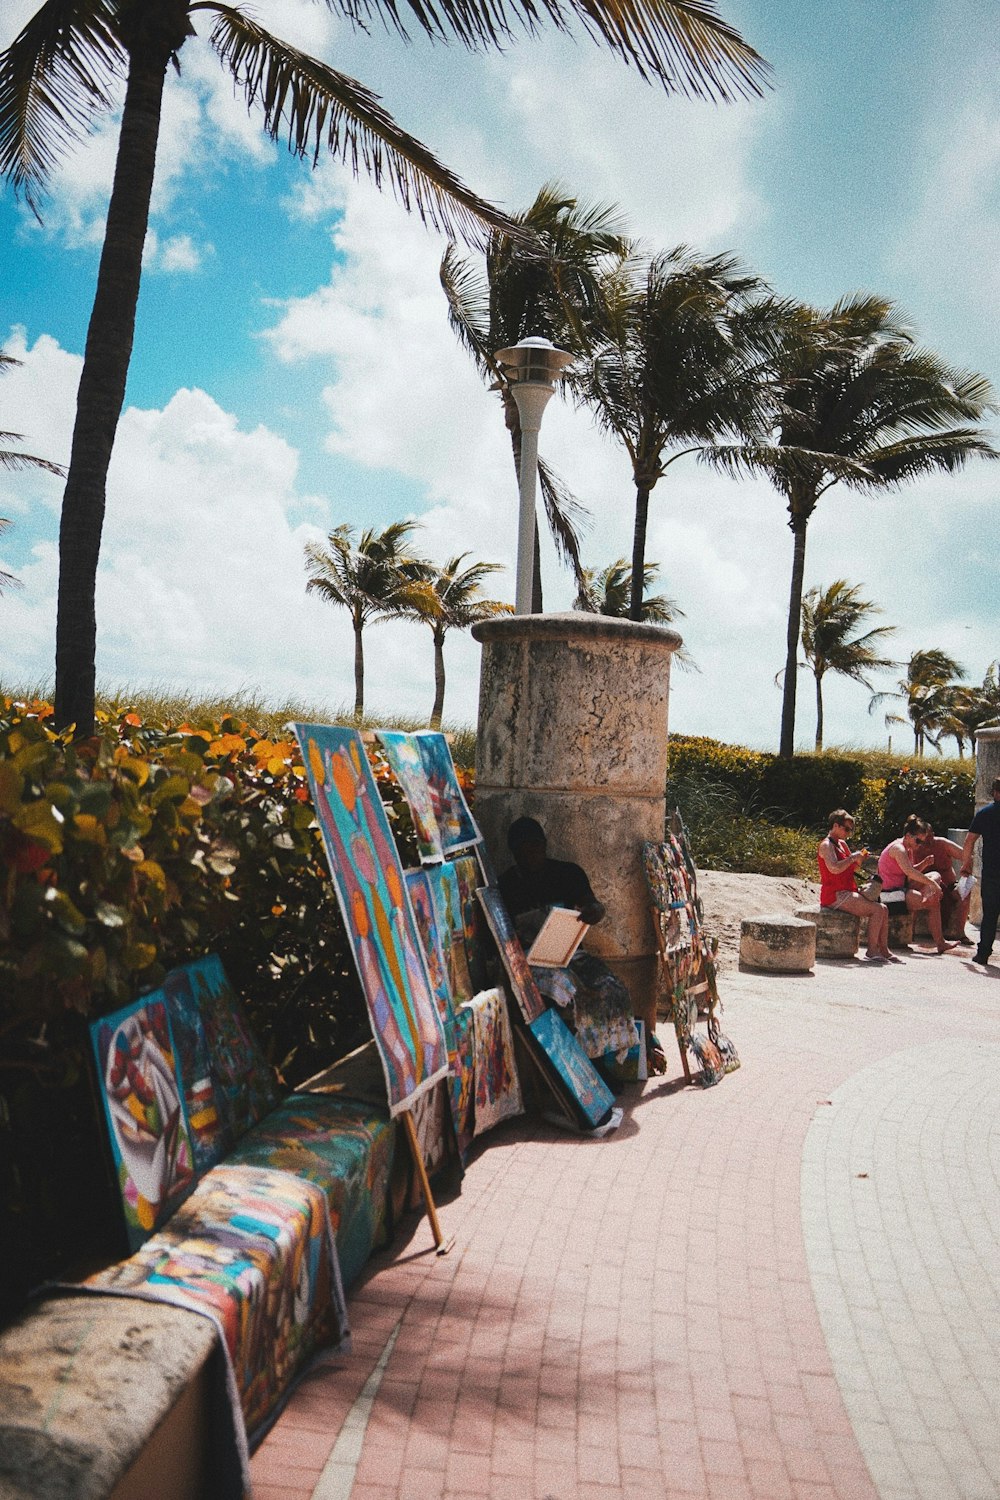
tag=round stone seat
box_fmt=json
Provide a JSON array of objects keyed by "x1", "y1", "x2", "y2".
[
  {"x1": 739, "y1": 914, "x2": 815, "y2": 973},
  {"x1": 795, "y1": 905, "x2": 859, "y2": 959},
  {"x1": 887, "y1": 908, "x2": 914, "y2": 947}
]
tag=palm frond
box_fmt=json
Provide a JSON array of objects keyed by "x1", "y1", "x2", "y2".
[
  {"x1": 538, "y1": 458, "x2": 589, "y2": 583},
  {"x1": 440, "y1": 242, "x2": 493, "y2": 375},
  {"x1": 207, "y1": 4, "x2": 515, "y2": 246},
  {"x1": 0, "y1": 0, "x2": 125, "y2": 208},
  {"x1": 324, "y1": 0, "x2": 770, "y2": 101}
]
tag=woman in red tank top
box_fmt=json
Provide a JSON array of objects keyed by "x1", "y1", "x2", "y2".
[{"x1": 817, "y1": 810, "x2": 896, "y2": 962}]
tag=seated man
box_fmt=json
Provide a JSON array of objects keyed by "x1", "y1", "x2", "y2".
[
  {"x1": 913, "y1": 823, "x2": 973, "y2": 944},
  {"x1": 498, "y1": 817, "x2": 662, "y2": 1075}
]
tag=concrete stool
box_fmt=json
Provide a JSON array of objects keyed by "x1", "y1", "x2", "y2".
[
  {"x1": 740, "y1": 915, "x2": 815, "y2": 972},
  {"x1": 795, "y1": 906, "x2": 860, "y2": 959},
  {"x1": 887, "y1": 909, "x2": 913, "y2": 947}
]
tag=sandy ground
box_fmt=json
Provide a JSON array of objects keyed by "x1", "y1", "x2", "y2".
[{"x1": 696, "y1": 867, "x2": 819, "y2": 971}]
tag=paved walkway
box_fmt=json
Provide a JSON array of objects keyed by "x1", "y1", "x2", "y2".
[{"x1": 250, "y1": 946, "x2": 1000, "y2": 1500}]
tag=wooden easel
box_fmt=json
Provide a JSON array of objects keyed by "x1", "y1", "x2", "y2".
[{"x1": 401, "y1": 1109, "x2": 455, "y2": 1255}]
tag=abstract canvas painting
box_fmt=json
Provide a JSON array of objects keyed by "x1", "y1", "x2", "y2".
[
  {"x1": 294, "y1": 723, "x2": 449, "y2": 1116},
  {"x1": 452, "y1": 853, "x2": 490, "y2": 994},
  {"x1": 414, "y1": 732, "x2": 480, "y2": 855},
  {"x1": 477, "y1": 886, "x2": 547, "y2": 1024},
  {"x1": 405, "y1": 868, "x2": 457, "y2": 1034},
  {"x1": 527, "y1": 1008, "x2": 616, "y2": 1130},
  {"x1": 427, "y1": 860, "x2": 475, "y2": 1006},
  {"x1": 90, "y1": 994, "x2": 197, "y2": 1249},
  {"x1": 463, "y1": 988, "x2": 523, "y2": 1136},
  {"x1": 376, "y1": 730, "x2": 445, "y2": 864},
  {"x1": 164, "y1": 955, "x2": 279, "y2": 1173}
]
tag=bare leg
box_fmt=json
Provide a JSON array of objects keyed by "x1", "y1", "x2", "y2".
[
  {"x1": 908, "y1": 886, "x2": 955, "y2": 954},
  {"x1": 835, "y1": 894, "x2": 892, "y2": 960}
]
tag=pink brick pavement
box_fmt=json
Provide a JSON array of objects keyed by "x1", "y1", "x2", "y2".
[{"x1": 251, "y1": 949, "x2": 1000, "y2": 1500}]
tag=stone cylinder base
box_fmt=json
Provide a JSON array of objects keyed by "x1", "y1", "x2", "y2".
[
  {"x1": 888, "y1": 910, "x2": 913, "y2": 948},
  {"x1": 795, "y1": 906, "x2": 859, "y2": 959},
  {"x1": 739, "y1": 915, "x2": 815, "y2": 972}
]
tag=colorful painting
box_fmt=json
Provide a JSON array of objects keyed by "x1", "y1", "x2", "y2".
[
  {"x1": 376, "y1": 730, "x2": 445, "y2": 863},
  {"x1": 409, "y1": 1077, "x2": 451, "y2": 1182},
  {"x1": 427, "y1": 860, "x2": 475, "y2": 1005},
  {"x1": 414, "y1": 732, "x2": 480, "y2": 855},
  {"x1": 477, "y1": 886, "x2": 547, "y2": 1024},
  {"x1": 84, "y1": 1163, "x2": 349, "y2": 1443},
  {"x1": 405, "y1": 868, "x2": 457, "y2": 1034},
  {"x1": 449, "y1": 1006, "x2": 476, "y2": 1163},
  {"x1": 90, "y1": 994, "x2": 197, "y2": 1250},
  {"x1": 293, "y1": 724, "x2": 449, "y2": 1117},
  {"x1": 527, "y1": 1008, "x2": 616, "y2": 1130},
  {"x1": 164, "y1": 956, "x2": 279, "y2": 1173},
  {"x1": 229, "y1": 1093, "x2": 395, "y2": 1290},
  {"x1": 452, "y1": 853, "x2": 490, "y2": 994},
  {"x1": 463, "y1": 988, "x2": 523, "y2": 1136}
]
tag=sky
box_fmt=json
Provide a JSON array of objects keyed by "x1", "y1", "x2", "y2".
[{"x1": 1, "y1": 0, "x2": 998, "y2": 751}]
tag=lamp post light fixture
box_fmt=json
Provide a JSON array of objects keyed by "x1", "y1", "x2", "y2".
[{"x1": 495, "y1": 335, "x2": 574, "y2": 615}]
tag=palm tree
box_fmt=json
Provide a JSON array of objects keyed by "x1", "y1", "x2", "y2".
[
  {"x1": 304, "y1": 520, "x2": 430, "y2": 719},
  {"x1": 1, "y1": 346, "x2": 66, "y2": 595},
  {"x1": 873, "y1": 648, "x2": 967, "y2": 757},
  {"x1": 799, "y1": 580, "x2": 896, "y2": 750},
  {"x1": 573, "y1": 554, "x2": 696, "y2": 669},
  {"x1": 404, "y1": 553, "x2": 510, "y2": 727},
  {"x1": 441, "y1": 184, "x2": 629, "y2": 608},
  {"x1": 1, "y1": 4, "x2": 768, "y2": 738},
  {"x1": 705, "y1": 296, "x2": 999, "y2": 757},
  {"x1": 573, "y1": 246, "x2": 777, "y2": 620},
  {"x1": 954, "y1": 661, "x2": 1000, "y2": 753}
]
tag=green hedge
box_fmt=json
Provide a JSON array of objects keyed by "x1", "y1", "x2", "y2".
[{"x1": 667, "y1": 735, "x2": 867, "y2": 830}]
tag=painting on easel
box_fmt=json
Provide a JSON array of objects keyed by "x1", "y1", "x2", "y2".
[{"x1": 294, "y1": 723, "x2": 449, "y2": 1116}]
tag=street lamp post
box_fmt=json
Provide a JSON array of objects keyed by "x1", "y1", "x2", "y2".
[{"x1": 495, "y1": 336, "x2": 574, "y2": 615}]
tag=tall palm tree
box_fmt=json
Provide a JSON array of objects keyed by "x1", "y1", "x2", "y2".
[
  {"x1": 572, "y1": 246, "x2": 774, "y2": 619},
  {"x1": 304, "y1": 520, "x2": 429, "y2": 719},
  {"x1": 799, "y1": 579, "x2": 895, "y2": 750},
  {"x1": 441, "y1": 184, "x2": 629, "y2": 608},
  {"x1": 1, "y1": 4, "x2": 768, "y2": 738},
  {"x1": 873, "y1": 648, "x2": 967, "y2": 758},
  {"x1": 404, "y1": 553, "x2": 510, "y2": 727},
  {"x1": 705, "y1": 295, "x2": 999, "y2": 758},
  {"x1": 954, "y1": 661, "x2": 1000, "y2": 753},
  {"x1": 1, "y1": 347, "x2": 66, "y2": 595}
]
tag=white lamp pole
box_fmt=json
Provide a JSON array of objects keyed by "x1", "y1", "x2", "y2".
[{"x1": 495, "y1": 336, "x2": 573, "y2": 615}]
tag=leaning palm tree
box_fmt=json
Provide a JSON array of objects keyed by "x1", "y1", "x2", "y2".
[
  {"x1": 304, "y1": 520, "x2": 430, "y2": 719},
  {"x1": 873, "y1": 647, "x2": 967, "y2": 758},
  {"x1": 1, "y1": 3, "x2": 768, "y2": 737},
  {"x1": 799, "y1": 580, "x2": 896, "y2": 750},
  {"x1": 573, "y1": 246, "x2": 775, "y2": 619},
  {"x1": 404, "y1": 553, "x2": 510, "y2": 727},
  {"x1": 705, "y1": 296, "x2": 999, "y2": 757},
  {"x1": 441, "y1": 184, "x2": 630, "y2": 608}
]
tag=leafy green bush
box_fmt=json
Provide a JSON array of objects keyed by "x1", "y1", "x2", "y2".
[
  {"x1": 667, "y1": 735, "x2": 867, "y2": 831},
  {"x1": 668, "y1": 772, "x2": 817, "y2": 878},
  {"x1": 875, "y1": 764, "x2": 974, "y2": 846}
]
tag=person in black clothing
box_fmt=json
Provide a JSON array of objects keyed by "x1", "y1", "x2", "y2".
[
  {"x1": 498, "y1": 816, "x2": 605, "y2": 927},
  {"x1": 960, "y1": 777, "x2": 1000, "y2": 966}
]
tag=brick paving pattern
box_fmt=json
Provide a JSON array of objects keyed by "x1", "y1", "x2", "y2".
[{"x1": 252, "y1": 950, "x2": 1000, "y2": 1500}]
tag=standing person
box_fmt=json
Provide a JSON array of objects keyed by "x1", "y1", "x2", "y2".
[
  {"x1": 960, "y1": 777, "x2": 1000, "y2": 967},
  {"x1": 818, "y1": 809, "x2": 896, "y2": 962},
  {"x1": 914, "y1": 824, "x2": 974, "y2": 944},
  {"x1": 878, "y1": 815, "x2": 957, "y2": 955}
]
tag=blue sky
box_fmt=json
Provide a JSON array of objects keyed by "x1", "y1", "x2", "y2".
[{"x1": 1, "y1": 0, "x2": 998, "y2": 749}]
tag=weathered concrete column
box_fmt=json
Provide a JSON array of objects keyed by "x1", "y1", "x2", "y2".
[
  {"x1": 975, "y1": 728, "x2": 1000, "y2": 806},
  {"x1": 471, "y1": 612, "x2": 682, "y2": 1030}
]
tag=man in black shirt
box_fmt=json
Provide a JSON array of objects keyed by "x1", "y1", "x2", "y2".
[
  {"x1": 960, "y1": 777, "x2": 1000, "y2": 966},
  {"x1": 498, "y1": 816, "x2": 605, "y2": 926}
]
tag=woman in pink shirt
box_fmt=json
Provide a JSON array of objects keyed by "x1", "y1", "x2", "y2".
[{"x1": 878, "y1": 815, "x2": 957, "y2": 954}]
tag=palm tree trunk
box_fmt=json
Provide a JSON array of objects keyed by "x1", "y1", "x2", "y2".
[
  {"x1": 354, "y1": 618, "x2": 365, "y2": 719},
  {"x1": 531, "y1": 523, "x2": 543, "y2": 613},
  {"x1": 430, "y1": 626, "x2": 446, "y2": 728},
  {"x1": 54, "y1": 13, "x2": 186, "y2": 734},
  {"x1": 779, "y1": 515, "x2": 809, "y2": 759},
  {"x1": 630, "y1": 483, "x2": 652, "y2": 621},
  {"x1": 814, "y1": 670, "x2": 824, "y2": 752}
]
